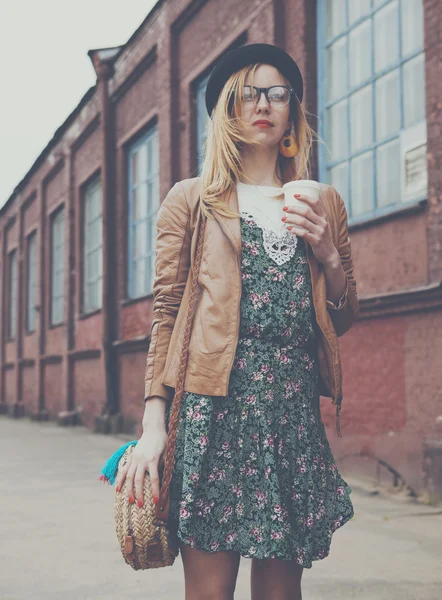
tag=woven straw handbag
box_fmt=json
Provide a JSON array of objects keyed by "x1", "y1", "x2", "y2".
[{"x1": 100, "y1": 211, "x2": 207, "y2": 570}]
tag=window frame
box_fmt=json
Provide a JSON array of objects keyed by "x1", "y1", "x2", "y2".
[
  {"x1": 8, "y1": 249, "x2": 17, "y2": 340},
  {"x1": 195, "y1": 72, "x2": 211, "y2": 175},
  {"x1": 127, "y1": 126, "x2": 160, "y2": 300},
  {"x1": 25, "y1": 230, "x2": 38, "y2": 333},
  {"x1": 50, "y1": 206, "x2": 65, "y2": 327},
  {"x1": 317, "y1": 0, "x2": 427, "y2": 226},
  {"x1": 82, "y1": 174, "x2": 103, "y2": 315}
]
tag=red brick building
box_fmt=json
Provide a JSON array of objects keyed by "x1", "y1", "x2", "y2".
[{"x1": 1, "y1": 0, "x2": 441, "y2": 495}]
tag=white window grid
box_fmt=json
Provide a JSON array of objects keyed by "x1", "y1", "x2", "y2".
[
  {"x1": 50, "y1": 208, "x2": 65, "y2": 325},
  {"x1": 317, "y1": 0, "x2": 426, "y2": 222},
  {"x1": 127, "y1": 127, "x2": 160, "y2": 299},
  {"x1": 196, "y1": 72, "x2": 211, "y2": 175},
  {"x1": 83, "y1": 177, "x2": 103, "y2": 313},
  {"x1": 8, "y1": 249, "x2": 17, "y2": 339},
  {"x1": 26, "y1": 231, "x2": 38, "y2": 332}
]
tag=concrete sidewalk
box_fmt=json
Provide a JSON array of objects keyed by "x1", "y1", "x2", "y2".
[{"x1": 1, "y1": 417, "x2": 441, "y2": 600}]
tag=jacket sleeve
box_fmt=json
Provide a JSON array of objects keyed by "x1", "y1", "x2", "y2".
[
  {"x1": 326, "y1": 189, "x2": 359, "y2": 337},
  {"x1": 144, "y1": 182, "x2": 191, "y2": 403}
]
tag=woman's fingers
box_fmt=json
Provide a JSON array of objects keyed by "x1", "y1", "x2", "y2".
[
  {"x1": 134, "y1": 463, "x2": 148, "y2": 507},
  {"x1": 285, "y1": 213, "x2": 316, "y2": 233},
  {"x1": 292, "y1": 193, "x2": 326, "y2": 218},
  {"x1": 284, "y1": 198, "x2": 322, "y2": 223},
  {"x1": 148, "y1": 460, "x2": 161, "y2": 506},
  {"x1": 125, "y1": 462, "x2": 137, "y2": 503},
  {"x1": 115, "y1": 455, "x2": 132, "y2": 492}
]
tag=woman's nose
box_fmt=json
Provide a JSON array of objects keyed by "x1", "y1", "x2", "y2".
[{"x1": 255, "y1": 94, "x2": 271, "y2": 111}]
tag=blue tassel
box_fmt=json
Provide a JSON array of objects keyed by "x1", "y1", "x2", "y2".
[{"x1": 99, "y1": 440, "x2": 138, "y2": 485}]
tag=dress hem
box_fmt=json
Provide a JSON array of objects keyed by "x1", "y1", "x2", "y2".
[{"x1": 171, "y1": 487, "x2": 354, "y2": 569}]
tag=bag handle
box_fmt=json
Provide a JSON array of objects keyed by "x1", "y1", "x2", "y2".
[{"x1": 155, "y1": 209, "x2": 207, "y2": 523}]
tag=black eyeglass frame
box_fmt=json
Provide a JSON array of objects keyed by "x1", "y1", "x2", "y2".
[{"x1": 241, "y1": 85, "x2": 296, "y2": 107}]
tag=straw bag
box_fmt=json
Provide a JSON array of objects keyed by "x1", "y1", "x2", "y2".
[{"x1": 100, "y1": 211, "x2": 207, "y2": 570}]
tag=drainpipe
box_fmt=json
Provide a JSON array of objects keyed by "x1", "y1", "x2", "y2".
[{"x1": 89, "y1": 48, "x2": 121, "y2": 433}]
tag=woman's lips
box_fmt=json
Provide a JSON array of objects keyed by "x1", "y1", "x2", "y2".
[{"x1": 253, "y1": 123, "x2": 273, "y2": 128}]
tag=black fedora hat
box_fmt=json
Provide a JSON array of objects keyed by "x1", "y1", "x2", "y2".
[{"x1": 205, "y1": 43, "x2": 304, "y2": 118}]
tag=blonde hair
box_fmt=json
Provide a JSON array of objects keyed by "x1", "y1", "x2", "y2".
[{"x1": 199, "y1": 63, "x2": 317, "y2": 220}]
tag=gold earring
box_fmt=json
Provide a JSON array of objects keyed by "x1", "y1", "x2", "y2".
[{"x1": 278, "y1": 133, "x2": 299, "y2": 158}]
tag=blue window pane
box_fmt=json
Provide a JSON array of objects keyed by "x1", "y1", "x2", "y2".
[
  {"x1": 26, "y1": 232, "x2": 38, "y2": 332},
  {"x1": 128, "y1": 126, "x2": 159, "y2": 298},
  {"x1": 196, "y1": 74, "x2": 210, "y2": 174},
  {"x1": 51, "y1": 208, "x2": 65, "y2": 325},
  {"x1": 376, "y1": 139, "x2": 401, "y2": 207},
  {"x1": 8, "y1": 250, "x2": 17, "y2": 338},
  {"x1": 350, "y1": 151, "x2": 374, "y2": 216},
  {"x1": 348, "y1": 0, "x2": 371, "y2": 24},
  {"x1": 83, "y1": 176, "x2": 103, "y2": 313},
  {"x1": 349, "y1": 19, "x2": 372, "y2": 87},
  {"x1": 327, "y1": 37, "x2": 348, "y2": 100},
  {"x1": 326, "y1": 0, "x2": 347, "y2": 39},
  {"x1": 375, "y1": 69, "x2": 400, "y2": 140},
  {"x1": 374, "y1": 1, "x2": 399, "y2": 73},
  {"x1": 401, "y1": 0, "x2": 424, "y2": 56},
  {"x1": 403, "y1": 54, "x2": 426, "y2": 127},
  {"x1": 330, "y1": 162, "x2": 349, "y2": 202},
  {"x1": 350, "y1": 85, "x2": 373, "y2": 152},
  {"x1": 327, "y1": 99, "x2": 348, "y2": 160}
]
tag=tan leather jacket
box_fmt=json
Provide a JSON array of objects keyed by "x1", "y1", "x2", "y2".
[{"x1": 144, "y1": 177, "x2": 359, "y2": 435}]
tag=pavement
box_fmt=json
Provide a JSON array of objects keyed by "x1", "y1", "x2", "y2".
[{"x1": 1, "y1": 417, "x2": 442, "y2": 600}]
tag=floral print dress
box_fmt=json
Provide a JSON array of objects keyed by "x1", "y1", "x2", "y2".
[{"x1": 165, "y1": 187, "x2": 354, "y2": 567}]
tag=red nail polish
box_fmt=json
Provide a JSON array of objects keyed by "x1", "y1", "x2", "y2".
[
  {"x1": 281, "y1": 217, "x2": 287, "y2": 222},
  {"x1": 129, "y1": 496, "x2": 134, "y2": 504},
  {"x1": 153, "y1": 496, "x2": 159, "y2": 504},
  {"x1": 115, "y1": 486, "x2": 120, "y2": 493},
  {"x1": 294, "y1": 194, "x2": 301, "y2": 198},
  {"x1": 287, "y1": 226, "x2": 292, "y2": 230},
  {"x1": 138, "y1": 500, "x2": 143, "y2": 508},
  {"x1": 282, "y1": 206, "x2": 288, "y2": 211}
]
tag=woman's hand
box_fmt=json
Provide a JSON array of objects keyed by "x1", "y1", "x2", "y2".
[
  {"x1": 115, "y1": 427, "x2": 168, "y2": 507},
  {"x1": 282, "y1": 193, "x2": 339, "y2": 266}
]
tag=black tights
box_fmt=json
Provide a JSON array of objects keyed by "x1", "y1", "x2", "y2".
[{"x1": 179, "y1": 540, "x2": 303, "y2": 600}]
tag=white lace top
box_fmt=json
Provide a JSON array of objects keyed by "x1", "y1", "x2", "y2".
[{"x1": 236, "y1": 181, "x2": 298, "y2": 266}]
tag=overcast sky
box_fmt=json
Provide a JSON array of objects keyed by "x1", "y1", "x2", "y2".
[{"x1": 0, "y1": 0, "x2": 158, "y2": 208}]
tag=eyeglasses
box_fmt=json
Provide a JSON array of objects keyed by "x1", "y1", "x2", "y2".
[{"x1": 240, "y1": 85, "x2": 294, "y2": 108}]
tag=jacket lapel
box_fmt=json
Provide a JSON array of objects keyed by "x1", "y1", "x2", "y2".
[{"x1": 211, "y1": 184, "x2": 242, "y2": 257}]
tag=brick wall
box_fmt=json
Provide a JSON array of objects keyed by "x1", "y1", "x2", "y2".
[
  {"x1": 424, "y1": 0, "x2": 442, "y2": 283},
  {"x1": 0, "y1": 0, "x2": 441, "y2": 494}
]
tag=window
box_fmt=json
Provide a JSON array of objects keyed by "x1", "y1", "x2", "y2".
[
  {"x1": 127, "y1": 127, "x2": 160, "y2": 299},
  {"x1": 318, "y1": 0, "x2": 426, "y2": 221},
  {"x1": 26, "y1": 231, "x2": 38, "y2": 332},
  {"x1": 50, "y1": 207, "x2": 65, "y2": 325},
  {"x1": 83, "y1": 176, "x2": 102, "y2": 313},
  {"x1": 196, "y1": 72, "x2": 211, "y2": 175},
  {"x1": 8, "y1": 249, "x2": 17, "y2": 339}
]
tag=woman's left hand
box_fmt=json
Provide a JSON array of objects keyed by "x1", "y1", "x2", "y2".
[{"x1": 282, "y1": 193, "x2": 338, "y2": 266}]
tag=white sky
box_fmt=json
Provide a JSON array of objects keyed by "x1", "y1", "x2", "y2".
[{"x1": 0, "y1": 0, "x2": 158, "y2": 209}]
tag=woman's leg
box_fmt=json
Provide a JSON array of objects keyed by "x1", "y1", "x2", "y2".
[
  {"x1": 179, "y1": 540, "x2": 241, "y2": 600},
  {"x1": 250, "y1": 557, "x2": 303, "y2": 600}
]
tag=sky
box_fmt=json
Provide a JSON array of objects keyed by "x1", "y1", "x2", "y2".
[{"x1": 0, "y1": 0, "x2": 158, "y2": 208}]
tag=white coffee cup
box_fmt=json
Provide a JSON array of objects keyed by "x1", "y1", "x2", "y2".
[
  {"x1": 281, "y1": 180, "x2": 323, "y2": 234},
  {"x1": 282, "y1": 180, "x2": 323, "y2": 208}
]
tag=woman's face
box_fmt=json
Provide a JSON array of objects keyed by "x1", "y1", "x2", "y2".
[{"x1": 238, "y1": 64, "x2": 291, "y2": 150}]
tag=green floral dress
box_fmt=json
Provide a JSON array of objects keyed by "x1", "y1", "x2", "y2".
[{"x1": 165, "y1": 212, "x2": 354, "y2": 568}]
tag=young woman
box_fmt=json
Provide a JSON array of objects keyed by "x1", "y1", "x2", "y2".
[{"x1": 117, "y1": 43, "x2": 359, "y2": 600}]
